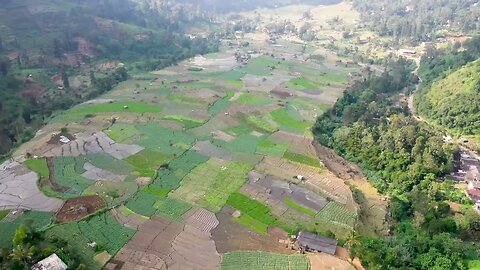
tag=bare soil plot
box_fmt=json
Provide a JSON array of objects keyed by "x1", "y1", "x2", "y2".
[
  {"x1": 212, "y1": 130, "x2": 236, "y2": 142},
  {"x1": 242, "y1": 171, "x2": 328, "y2": 213},
  {"x1": 111, "y1": 205, "x2": 148, "y2": 230},
  {"x1": 270, "y1": 131, "x2": 317, "y2": 157},
  {"x1": 41, "y1": 132, "x2": 144, "y2": 160},
  {"x1": 188, "y1": 54, "x2": 238, "y2": 71},
  {"x1": 308, "y1": 253, "x2": 355, "y2": 270},
  {"x1": 112, "y1": 214, "x2": 221, "y2": 270},
  {"x1": 0, "y1": 160, "x2": 63, "y2": 212},
  {"x1": 212, "y1": 207, "x2": 293, "y2": 254},
  {"x1": 56, "y1": 195, "x2": 106, "y2": 223}
]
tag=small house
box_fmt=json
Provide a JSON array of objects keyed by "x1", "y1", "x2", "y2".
[
  {"x1": 32, "y1": 253, "x2": 67, "y2": 270},
  {"x1": 295, "y1": 231, "x2": 337, "y2": 255}
]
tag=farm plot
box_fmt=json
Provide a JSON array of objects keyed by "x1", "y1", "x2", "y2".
[
  {"x1": 83, "y1": 181, "x2": 138, "y2": 207},
  {"x1": 270, "y1": 108, "x2": 310, "y2": 134},
  {"x1": 315, "y1": 201, "x2": 357, "y2": 231},
  {"x1": 149, "y1": 150, "x2": 209, "y2": 193},
  {"x1": 52, "y1": 101, "x2": 163, "y2": 122},
  {"x1": 106, "y1": 124, "x2": 142, "y2": 144},
  {"x1": 124, "y1": 191, "x2": 191, "y2": 221},
  {"x1": 135, "y1": 122, "x2": 194, "y2": 154},
  {"x1": 235, "y1": 93, "x2": 271, "y2": 106},
  {"x1": 208, "y1": 91, "x2": 235, "y2": 116},
  {"x1": 170, "y1": 158, "x2": 252, "y2": 212},
  {"x1": 256, "y1": 138, "x2": 289, "y2": 157},
  {"x1": 193, "y1": 140, "x2": 234, "y2": 161},
  {"x1": 213, "y1": 134, "x2": 265, "y2": 155},
  {"x1": 0, "y1": 160, "x2": 63, "y2": 211},
  {"x1": 0, "y1": 210, "x2": 54, "y2": 247},
  {"x1": 83, "y1": 153, "x2": 133, "y2": 176},
  {"x1": 42, "y1": 132, "x2": 144, "y2": 160},
  {"x1": 53, "y1": 156, "x2": 93, "y2": 196},
  {"x1": 221, "y1": 251, "x2": 309, "y2": 270},
  {"x1": 111, "y1": 215, "x2": 220, "y2": 270},
  {"x1": 286, "y1": 77, "x2": 321, "y2": 90},
  {"x1": 56, "y1": 195, "x2": 106, "y2": 223},
  {"x1": 24, "y1": 158, "x2": 49, "y2": 179},
  {"x1": 125, "y1": 149, "x2": 173, "y2": 177}
]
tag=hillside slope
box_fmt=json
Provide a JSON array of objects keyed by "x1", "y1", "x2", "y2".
[
  {"x1": 0, "y1": 0, "x2": 218, "y2": 156},
  {"x1": 416, "y1": 59, "x2": 480, "y2": 134}
]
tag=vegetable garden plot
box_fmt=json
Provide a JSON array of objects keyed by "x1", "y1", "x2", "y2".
[
  {"x1": 84, "y1": 153, "x2": 133, "y2": 176},
  {"x1": 315, "y1": 201, "x2": 357, "y2": 230},
  {"x1": 208, "y1": 91, "x2": 234, "y2": 116},
  {"x1": 170, "y1": 158, "x2": 252, "y2": 212},
  {"x1": 106, "y1": 124, "x2": 142, "y2": 144},
  {"x1": 213, "y1": 134, "x2": 265, "y2": 155},
  {"x1": 256, "y1": 139, "x2": 289, "y2": 157},
  {"x1": 53, "y1": 156, "x2": 93, "y2": 195},
  {"x1": 78, "y1": 213, "x2": 135, "y2": 255},
  {"x1": 221, "y1": 251, "x2": 309, "y2": 270},
  {"x1": 83, "y1": 181, "x2": 138, "y2": 207}
]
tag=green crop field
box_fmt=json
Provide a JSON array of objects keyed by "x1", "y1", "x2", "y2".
[
  {"x1": 271, "y1": 109, "x2": 310, "y2": 132},
  {"x1": 0, "y1": 210, "x2": 9, "y2": 221},
  {"x1": 125, "y1": 149, "x2": 173, "y2": 177},
  {"x1": 0, "y1": 211, "x2": 54, "y2": 248},
  {"x1": 245, "y1": 115, "x2": 278, "y2": 134},
  {"x1": 136, "y1": 123, "x2": 194, "y2": 154},
  {"x1": 53, "y1": 157, "x2": 93, "y2": 196},
  {"x1": 24, "y1": 158, "x2": 49, "y2": 179},
  {"x1": 85, "y1": 153, "x2": 134, "y2": 175},
  {"x1": 233, "y1": 214, "x2": 269, "y2": 235},
  {"x1": 171, "y1": 159, "x2": 252, "y2": 212},
  {"x1": 256, "y1": 139, "x2": 289, "y2": 157},
  {"x1": 83, "y1": 181, "x2": 138, "y2": 207},
  {"x1": 149, "y1": 150, "x2": 209, "y2": 192},
  {"x1": 214, "y1": 134, "x2": 265, "y2": 154},
  {"x1": 78, "y1": 213, "x2": 135, "y2": 255},
  {"x1": 316, "y1": 201, "x2": 357, "y2": 229},
  {"x1": 125, "y1": 191, "x2": 160, "y2": 216},
  {"x1": 221, "y1": 251, "x2": 309, "y2": 270}
]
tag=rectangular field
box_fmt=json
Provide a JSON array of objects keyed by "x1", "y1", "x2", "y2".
[{"x1": 221, "y1": 251, "x2": 309, "y2": 270}]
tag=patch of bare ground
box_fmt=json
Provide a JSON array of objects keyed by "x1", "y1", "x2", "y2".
[
  {"x1": 56, "y1": 195, "x2": 106, "y2": 223},
  {"x1": 308, "y1": 252, "x2": 355, "y2": 270},
  {"x1": 312, "y1": 142, "x2": 388, "y2": 236},
  {"x1": 111, "y1": 206, "x2": 148, "y2": 230},
  {"x1": 211, "y1": 206, "x2": 293, "y2": 254}
]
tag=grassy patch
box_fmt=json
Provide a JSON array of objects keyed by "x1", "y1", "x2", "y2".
[
  {"x1": 221, "y1": 251, "x2": 309, "y2": 270},
  {"x1": 24, "y1": 158, "x2": 49, "y2": 179},
  {"x1": 85, "y1": 153, "x2": 133, "y2": 175},
  {"x1": 162, "y1": 115, "x2": 205, "y2": 129},
  {"x1": 256, "y1": 139, "x2": 289, "y2": 157},
  {"x1": 83, "y1": 181, "x2": 138, "y2": 208},
  {"x1": 168, "y1": 94, "x2": 205, "y2": 105},
  {"x1": 284, "y1": 199, "x2": 317, "y2": 216},
  {"x1": 136, "y1": 123, "x2": 194, "y2": 154},
  {"x1": 171, "y1": 159, "x2": 252, "y2": 212},
  {"x1": 283, "y1": 151, "x2": 322, "y2": 168},
  {"x1": 0, "y1": 210, "x2": 9, "y2": 221},
  {"x1": 215, "y1": 134, "x2": 265, "y2": 154},
  {"x1": 106, "y1": 124, "x2": 142, "y2": 143},
  {"x1": 271, "y1": 108, "x2": 309, "y2": 132},
  {"x1": 287, "y1": 77, "x2": 320, "y2": 90},
  {"x1": 235, "y1": 93, "x2": 270, "y2": 105},
  {"x1": 125, "y1": 149, "x2": 173, "y2": 177}
]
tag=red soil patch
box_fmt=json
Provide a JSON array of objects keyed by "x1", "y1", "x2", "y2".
[{"x1": 56, "y1": 195, "x2": 106, "y2": 223}]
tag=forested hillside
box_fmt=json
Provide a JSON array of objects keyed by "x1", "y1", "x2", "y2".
[
  {"x1": 0, "y1": 0, "x2": 218, "y2": 157},
  {"x1": 352, "y1": 0, "x2": 480, "y2": 42},
  {"x1": 313, "y1": 59, "x2": 478, "y2": 269},
  {"x1": 415, "y1": 37, "x2": 480, "y2": 135}
]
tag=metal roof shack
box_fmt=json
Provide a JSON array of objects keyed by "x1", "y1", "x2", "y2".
[
  {"x1": 296, "y1": 231, "x2": 337, "y2": 255},
  {"x1": 31, "y1": 253, "x2": 67, "y2": 270}
]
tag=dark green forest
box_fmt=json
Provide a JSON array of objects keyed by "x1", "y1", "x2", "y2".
[
  {"x1": 313, "y1": 58, "x2": 479, "y2": 269},
  {"x1": 415, "y1": 37, "x2": 480, "y2": 135},
  {"x1": 352, "y1": 0, "x2": 480, "y2": 42}
]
